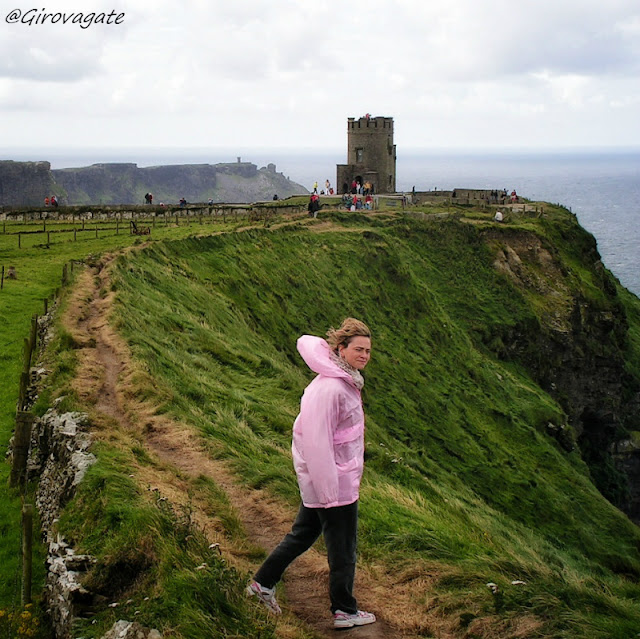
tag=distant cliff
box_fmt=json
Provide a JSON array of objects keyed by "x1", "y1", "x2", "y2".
[
  {"x1": 0, "y1": 160, "x2": 308, "y2": 206},
  {"x1": 0, "y1": 160, "x2": 65, "y2": 207}
]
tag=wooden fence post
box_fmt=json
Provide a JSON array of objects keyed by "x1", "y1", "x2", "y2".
[
  {"x1": 18, "y1": 232, "x2": 21, "y2": 248},
  {"x1": 21, "y1": 504, "x2": 33, "y2": 605},
  {"x1": 29, "y1": 316, "x2": 38, "y2": 359},
  {"x1": 43, "y1": 298, "x2": 48, "y2": 315},
  {"x1": 23, "y1": 337, "x2": 31, "y2": 371},
  {"x1": 1, "y1": 265, "x2": 4, "y2": 290},
  {"x1": 18, "y1": 371, "x2": 29, "y2": 412},
  {"x1": 10, "y1": 412, "x2": 34, "y2": 488}
]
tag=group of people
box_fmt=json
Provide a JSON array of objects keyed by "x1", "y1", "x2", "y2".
[
  {"x1": 308, "y1": 191, "x2": 375, "y2": 216},
  {"x1": 145, "y1": 192, "x2": 190, "y2": 207},
  {"x1": 342, "y1": 193, "x2": 373, "y2": 211},
  {"x1": 44, "y1": 195, "x2": 59, "y2": 207},
  {"x1": 485, "y1": 189, "x2": 517, "y2": 204},
  {"x1": 349, "y1": 180, "x2": 373, "y2": 196},
  {"x1": 312, "y1": 179, "x2": 335, "y2": 196}
]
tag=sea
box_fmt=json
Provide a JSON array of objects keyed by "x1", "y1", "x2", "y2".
[{"x1": 6, "y1": 147, "x2": 640, "y2": 298}]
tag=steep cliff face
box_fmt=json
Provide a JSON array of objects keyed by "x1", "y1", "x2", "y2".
[
  {"x1": 483, "y1": 223, "x2": 640, "y2": 517},
  {"x1": 52, "y1": 163, "x2": 220, "y2": 205},
  {"x1": 0, "y1": 160, "x2": 63, "y2": 206},
  {"x1": 52, "y1": 163, "x2": 141, "y2": 205},
  {"x1": 0, "y1": 160, "x2": 307, "y2": 206},
  {"x1": 52, "y1": 162, "x2": 307, "y2": 205}
]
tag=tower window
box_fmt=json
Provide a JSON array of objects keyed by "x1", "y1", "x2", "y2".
[{"x1": 356, "y1": 148, "x2": 364, "y2": 163}]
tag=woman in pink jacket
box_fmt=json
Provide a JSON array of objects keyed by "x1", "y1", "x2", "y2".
[{"x1": 247, "y1": 318, "x2": 376, "y2": 629}]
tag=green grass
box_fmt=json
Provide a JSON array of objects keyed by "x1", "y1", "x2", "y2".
[
  {"x1": 4, "y1": 204, "x2": 640, "y2": 637},
  {"x1": 58, "y1": 444, "x2": 278, "y2": 639},
  {"x1": 98, "y1": 209, "x2": 640, "y2": 636},
  {"x1": 0, "y1": 209, "x2": 306, "y2": 611}
]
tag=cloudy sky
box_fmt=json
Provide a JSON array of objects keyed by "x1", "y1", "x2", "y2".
[{"x1": 1, "y1": 0, "x2": 639, "y2": 153}]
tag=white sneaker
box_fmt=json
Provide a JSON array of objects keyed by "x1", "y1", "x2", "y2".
[
  {"x1": 246, "y1": 580, "x2": 282, "y2": 614},
  {"x1": 333, "y1": 609, "x2": 376, "y2": 628}
]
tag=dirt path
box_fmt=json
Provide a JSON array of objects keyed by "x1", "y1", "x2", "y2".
[{"x1": 63, "y1": 254, "x2": 430, "y2": 638}]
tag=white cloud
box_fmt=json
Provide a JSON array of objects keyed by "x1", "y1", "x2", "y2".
[{"x1": 0, "y1": 0, "x2": 639, "y2": 149}]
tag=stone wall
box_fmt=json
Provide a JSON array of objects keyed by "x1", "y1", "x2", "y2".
[
  {"x1": 27, "y1": 407, "x2": 162, "y2": 639},
  {"x1": 28, "y1": 408, "x2": 97, "y2": 639},
  {"x1": 411, "y1": 189, "x2": 514, "y2": 207},
  {"x1": 8, "y1": 305, "x2": 161, "y2": 639}
]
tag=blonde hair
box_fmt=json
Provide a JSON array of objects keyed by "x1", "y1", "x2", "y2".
[{"x1": 326, "y1": 317, "x2": 371, "y2": 352}]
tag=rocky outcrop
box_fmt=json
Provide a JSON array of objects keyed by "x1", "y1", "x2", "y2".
[
  {"x1": 101, "y1": 621, "x2": 162, "y2": 639},
  {"x1": 613, "y1": 436, "x2": 640, "y2": 520}
]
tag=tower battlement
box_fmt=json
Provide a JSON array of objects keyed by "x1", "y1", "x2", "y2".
[{"x1": 347, "y1": 116, "x2": 394, "y2": 130}]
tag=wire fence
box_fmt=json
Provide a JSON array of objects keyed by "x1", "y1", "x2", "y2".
[{"x1": 1, "y1": 203, "x2": 307, "y2": 251}]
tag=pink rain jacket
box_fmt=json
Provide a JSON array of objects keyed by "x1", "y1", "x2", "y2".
[{"x1": 292, "y1": 335, "x2": 365, "y2": 509}]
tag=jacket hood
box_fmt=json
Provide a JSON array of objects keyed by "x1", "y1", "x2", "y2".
[{"x1": 297, "y1": 335, "x2": 354, "y2": 382}]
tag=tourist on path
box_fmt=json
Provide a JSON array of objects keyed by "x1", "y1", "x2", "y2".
[
  {"x1": 247, "y1": 318, "x2": 377, "y2": 630},
  {"x1": 308, "y1": 194, "x2": 320, "y2": 218}
]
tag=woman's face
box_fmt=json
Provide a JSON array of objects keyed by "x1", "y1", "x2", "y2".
[{"x1": 339, "y1": 336, "x2": 371, "y2": 370}]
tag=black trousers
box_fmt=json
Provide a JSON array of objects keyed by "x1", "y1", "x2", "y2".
[{"x1": 254, "y1": 501, "x2": 359, "y2": 614}]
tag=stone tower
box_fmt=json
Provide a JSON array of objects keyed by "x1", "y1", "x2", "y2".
[{"x1": 336, "y1": 115, "x2": 396, "y2": 194}]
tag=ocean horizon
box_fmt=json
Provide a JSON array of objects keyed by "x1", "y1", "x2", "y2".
[{"x1": 3, "y1": 147, "x2": 639, "y2": 297}]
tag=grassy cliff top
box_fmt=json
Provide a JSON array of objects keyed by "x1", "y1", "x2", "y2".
[{"x1": 3, "y1": 202, "x2": 640, "y2": 638}]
